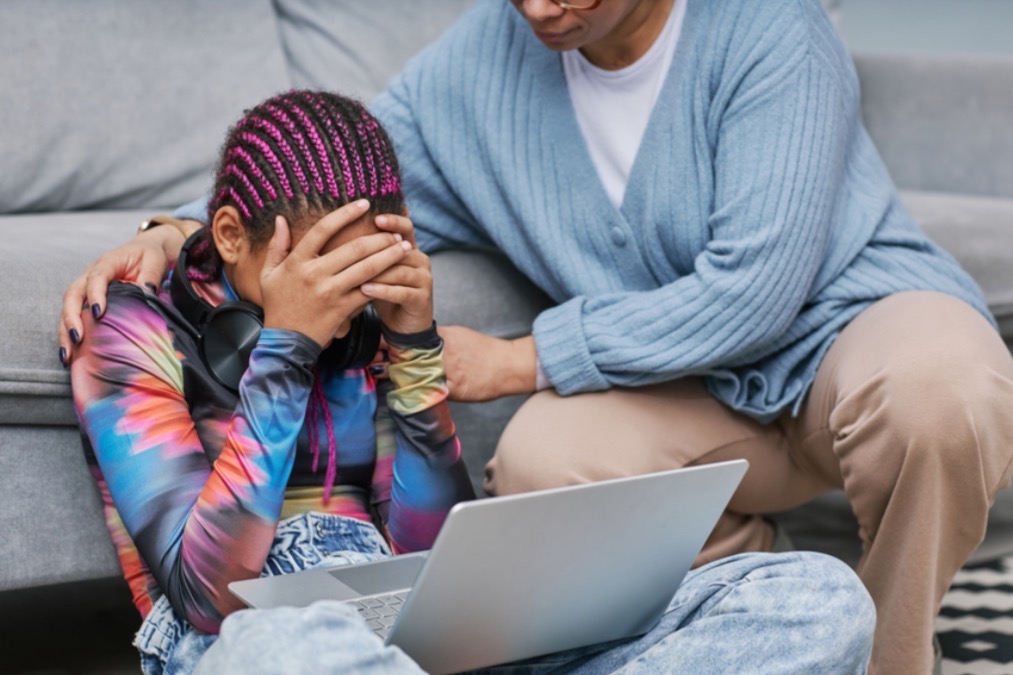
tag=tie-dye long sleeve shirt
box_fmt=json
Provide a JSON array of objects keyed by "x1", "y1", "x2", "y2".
[{"x1": 71, "y1": 280, "x2": 474, "y2": 634}]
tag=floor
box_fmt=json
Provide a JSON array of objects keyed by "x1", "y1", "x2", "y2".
[{"x1": 0, "y1": 577, "x2": 138, "y2": 675}]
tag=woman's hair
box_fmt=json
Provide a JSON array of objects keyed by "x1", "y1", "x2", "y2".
[{"x1": 188, "y1": 90, "x2": 404, "y2": 281}]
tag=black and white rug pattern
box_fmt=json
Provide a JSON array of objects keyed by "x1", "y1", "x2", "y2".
[{"x1": 939, "y1": 555, "x2": 1013, "y2": 674}]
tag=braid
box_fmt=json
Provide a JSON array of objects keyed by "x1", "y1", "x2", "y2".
[
  {"x1": 206, "y1": 90, "x2": 404, "y2": 248},
  {"x1": 307, "y1": 95, "x2": 355, "y2": 203},
  {"x1": 197, "y1": 89, "x2": 406, "y2": 501}
]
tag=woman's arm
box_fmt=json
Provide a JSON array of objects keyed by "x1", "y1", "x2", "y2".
[
  {"x1": 72, "y1": 289, "x2": 319, "y2": 633},
  {"x1": 533, "y1": 37, "x2": 861, "y2": 396}
]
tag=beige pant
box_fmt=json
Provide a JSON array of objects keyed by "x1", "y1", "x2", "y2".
[{"x1": 485, "y1": 292, "x2": 1013, "y2": 675}]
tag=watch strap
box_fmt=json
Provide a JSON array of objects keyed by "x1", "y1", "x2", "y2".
[{"x1": 138, "y1": 215, "x2": 200, "y2": 240}]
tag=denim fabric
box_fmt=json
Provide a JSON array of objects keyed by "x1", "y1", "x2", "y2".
[
  {"x1": 195, "y1": 551, "x2": 875, "y2": 674},
  {"x1": 134, "y1": 512, "x2": 390, "y2": 675}
]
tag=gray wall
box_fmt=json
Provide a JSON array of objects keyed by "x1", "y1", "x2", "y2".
[{"x1": 839, "y1": 0, "x2": 1013, "y2": 55}]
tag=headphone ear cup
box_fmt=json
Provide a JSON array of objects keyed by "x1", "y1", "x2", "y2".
[
  {"x1": 321, "y1": 305, "x2": 382, "y2": 372},
  {"x1": 200, "y1": 302, "x2": 265, "y2": 391}
]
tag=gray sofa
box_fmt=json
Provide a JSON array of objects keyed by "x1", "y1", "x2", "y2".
[{"x1": 2, "y1": 0, "x2": 1012, "y2": 606}]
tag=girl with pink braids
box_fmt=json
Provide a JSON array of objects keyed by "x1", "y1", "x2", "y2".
[{"x1": 71, "y1": 90, "x2": 475, "y2": 673}]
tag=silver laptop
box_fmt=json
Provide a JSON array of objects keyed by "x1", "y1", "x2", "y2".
[{"x1": 229, "y1": 460, "x2": 748, "y2": 674}]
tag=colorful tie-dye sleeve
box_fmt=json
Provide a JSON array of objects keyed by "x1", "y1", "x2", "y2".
[
  {"x1": 71, "y1": 287, "x2": 320, "y2": 633},
  {"x1": 374, "y1": 329, "x2": 476, "y2": 553}
]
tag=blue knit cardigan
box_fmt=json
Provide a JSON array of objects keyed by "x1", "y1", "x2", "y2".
[{"x1": 368, "y1": 0, "x2": 990, "y2": 421}]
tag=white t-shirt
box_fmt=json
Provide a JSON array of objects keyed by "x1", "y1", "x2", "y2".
[
  {"x1": 535, "y1": 0, "x2": 688, "y2": 391},
  {"x1": 562, "y1": 0, "x2": 687, "y2": 208}
]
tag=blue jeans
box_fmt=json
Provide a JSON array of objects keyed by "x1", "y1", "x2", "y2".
[
  {"x1": 141, "y1": 513, "x2": 875, "y2": 674},
  {"x1": 135, "y1": 512, "x2": 391, "y2": 674}
]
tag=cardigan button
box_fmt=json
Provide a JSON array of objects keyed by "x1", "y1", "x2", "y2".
[{"x1": 610, "y1": 226, "x2": 627, "y2": 247}]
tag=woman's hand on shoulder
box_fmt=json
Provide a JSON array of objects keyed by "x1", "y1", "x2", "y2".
[
  {"x1": 58, "y1": 224, "x2": 190, "y2": 366},
  {"x1": 362, "y1": 213, "x2": 433, "y2": 335},
  {"x1": 259, "y1": 201, "x2": 410, "y2": 348}
]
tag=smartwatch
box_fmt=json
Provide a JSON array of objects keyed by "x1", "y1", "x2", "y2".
[{"x1": 138, "y1": 215, "x2": 199, "y2": 239}]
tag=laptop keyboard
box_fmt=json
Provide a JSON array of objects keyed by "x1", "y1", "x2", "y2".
[{"x1": 347, "y1": 591, "x2": 409, "y2": 639}]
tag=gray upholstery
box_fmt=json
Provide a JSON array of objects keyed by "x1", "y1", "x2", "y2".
[
  {"x1": 1, "y1": 1, "x2": 1012, "y2": 595},
  {"x1": 0, "y1": 1, "x2": 288, "y2": 213},
  {"x1": 275, "y1": 0, "x2": 475, "y2": 103},
  {"x1": 0, "y1": 212, "x2": 150, "y2": 427},
  {"x1": 902, "y1": 190, "x2": 1013, "y2": 346},
  {"x1": 0, "y1": 426, "x2": 116, "y2": 589},
  {"x1": 855, "y1": 54, "x2": 1013, "y2": 199}
]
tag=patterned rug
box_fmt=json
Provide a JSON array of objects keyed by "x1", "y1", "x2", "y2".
[{"x1": 939, "y1": 555, "x2": 1013, "y2": 674}]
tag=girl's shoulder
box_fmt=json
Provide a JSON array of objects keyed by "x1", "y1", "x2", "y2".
[{"x1": 86, "y1": 282, "x2": 185, "y2": 355}]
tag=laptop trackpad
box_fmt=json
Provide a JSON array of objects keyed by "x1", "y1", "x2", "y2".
[{"x1": 327, "y1": 553, "x2": 427, "y2": 596}]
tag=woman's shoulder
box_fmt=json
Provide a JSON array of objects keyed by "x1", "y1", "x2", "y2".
[
  {"x1": 693, "y1": 0, "x2": 856, "y2": 100},
  {"x1": 699, "y1": 0, "x2": 848, "y2": 62}
]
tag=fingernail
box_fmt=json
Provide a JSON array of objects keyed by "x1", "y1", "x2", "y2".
[
  {"x1": 376, "y1": 215, "x2": 388, "y2": 226},
  {"x1": 82, "y1": 300, "x2": 89, "y2": 311},
  {"x1": 361, "y1": 283, "x2": 376, "y2": 294},
  {"x1": 69, "y1": 328, "x2": 80, "y2": 345},
  {"x1": 59, "y1": 347, "x2": 68, "y2": 367},
  {"x1": 400, "y1": 241, "x2": 412, "y2": 251},
  {"x1": 355, "y1": 199, "x2": 370, "y2": 209},
  {"x1": 393, "y1": 233, "x2": 403, "y2": 242},
  {"x1": 145, "y1": 282, "x2": 157, "y2": 293},
  {"x1": 91, "y1": 303, "x2": 101, "y2": 319}
]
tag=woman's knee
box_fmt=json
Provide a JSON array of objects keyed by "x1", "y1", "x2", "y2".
[
  {"x1": 484, "y1": 390, "x2": 584, "y2": 495},
  {"x1": 837, "y1": 350, "x2": 1013, "y2": 492},
  {"x1": 486, "y1": 388, "x2": 654, "y2": 495}
]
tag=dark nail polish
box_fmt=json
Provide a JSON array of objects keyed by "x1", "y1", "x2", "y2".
[
  {"x1": 59, "y1": 347, "x2": 68, "y2": 367},
  {"x1": 91, "y1": 303, "x2": 101, "y2": 319},
  {"x1": 145, "y1": 282, "x2": 158, "y2": 293},
  {"x1": 82, "y1": 300, "x2": 90, "y2": 311},
  {"x1": 69, "y1": 328, "x2": 80, "y2": 345}
]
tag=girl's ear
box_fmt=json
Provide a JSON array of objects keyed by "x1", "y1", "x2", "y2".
[{"x1": 211, "y1": 206, "x2": 247, "y2": 264}]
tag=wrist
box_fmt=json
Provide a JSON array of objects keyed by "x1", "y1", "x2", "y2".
[
  {"x1": 505, "y1": 335, "x2": 538, "y2": 395},
  {"x1": 137, "y1": 216, "x2": 202, "y2": 264},
  {"x1": 165, "y1": 220, "x2": 203, "y2": 263},
  {"x1": 382, "y1": 322, "x2": 440, "y2": 350}
]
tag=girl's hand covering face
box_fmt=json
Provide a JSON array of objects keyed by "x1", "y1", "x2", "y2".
[
  {"x1": 363, "y1": 213, "x2": 434, "y2": 335},
  {"x1": 260, "y1": 200, "x2": 411, "y2": 348}
]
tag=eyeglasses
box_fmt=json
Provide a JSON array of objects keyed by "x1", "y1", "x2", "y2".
[{"x1": 550, "y1": 0, "x2": 603, "y2": 9}]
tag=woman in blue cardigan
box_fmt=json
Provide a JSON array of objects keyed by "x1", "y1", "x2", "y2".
[{"x1": 60, "y1": 0, "x2": 1013, "y2": 671}]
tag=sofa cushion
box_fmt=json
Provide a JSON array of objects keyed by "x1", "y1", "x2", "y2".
[
  {"x1": 855, "y1": 53, "x2": 1013, "y2": 200},
  {"x1": 274, "y1": 0, "x2": 474, "y2": 103},
  {"x1": 900, "y1": 189, "x2": 1013, "y2": 347},
  {"x1": 0, "y1": 211, "x2": 150, "y2": 426},
  {"x1": 0, "y1": 0, "x2": 289, "y2": 213}
]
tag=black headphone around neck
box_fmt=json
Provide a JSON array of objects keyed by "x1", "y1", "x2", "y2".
[{"x1": 170, "y1": 230, "x2": 381, "y2": 392}]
